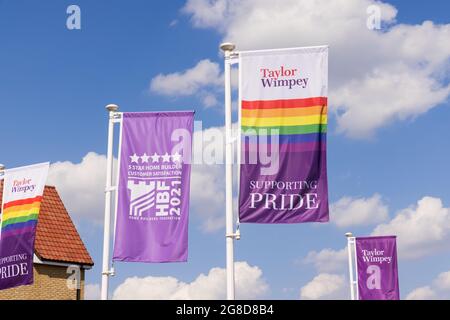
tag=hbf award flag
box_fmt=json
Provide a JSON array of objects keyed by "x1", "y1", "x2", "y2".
[
  {"x1": 239, "y1": 46, "x2": 329, "y2": 223},
  {"x1": 356, "y1": 236, "x2": 400, "y2": 300},
  {"x1": 0, "y1": 162, "x2": 49, "y2": 290},
  {"x1": 113, "y1": 111, "x2": 194, "y2": 263}
]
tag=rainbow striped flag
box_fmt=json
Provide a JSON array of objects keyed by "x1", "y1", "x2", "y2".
[
  {"x1": 238, "y1": 46, "x2": 329, "y2": 223},
  {"x1": 241, "y1": 96, "x2": 327, "y2": 152},
  {"x1": 1, "y1": 195, "x2": 43, "y2": 238},
  {"x1": 0, "y1": 162, "x2": 49, "y2": 291}
]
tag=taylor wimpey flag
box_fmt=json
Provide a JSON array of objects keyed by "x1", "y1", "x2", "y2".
[
  {"x1": 113, "y1": 111, "x2": 194, "y2": 263},
  {"x1": 0, "y1": 162, "x2": 49, "y2": 290},
  {"x1": 356, "y1": 236, "x2": 400, "y2": 300},
  {"x1": 239, "y1": 46, "x2": 329, "y2": 223}
]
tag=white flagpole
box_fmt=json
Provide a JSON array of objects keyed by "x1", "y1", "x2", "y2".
[
  {"x1": 221, "y1": 42, "x2": 236, "y2": 300},
  {"x1": 101, "y1": 103, "x2": 119, "y2": 300},
  {"x1": 346, "y1": 232, "x2": 357, "y2": 300}
]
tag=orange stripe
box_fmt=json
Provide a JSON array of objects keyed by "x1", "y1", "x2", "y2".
[
  {"x1": 3, "y1": 202, "x2": 41, "y2": 215},
  {"x1": 3, "y1": 196, "x2": 42, "y2": 209},
  {"x1": 242, "y1": 105, "x2": 327, "y2": 118}
]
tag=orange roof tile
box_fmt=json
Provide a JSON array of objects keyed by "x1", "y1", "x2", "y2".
[{"x1": 0, "y1": 181, "x2": 94, "y2": 266}]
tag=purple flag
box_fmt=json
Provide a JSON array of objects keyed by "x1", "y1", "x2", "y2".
[
  {"x1": 112, "y1": 111, "x2": 194, "y2": 263},
  {"x1": 356, "y1": 236, "x2": 400, "y2": 300},
  {"x1": 0, "y1": 162, "x2": 49, "y2": 291},
  {"x1": 239, "y1": 46, "x2": 329, "y2": 223}
]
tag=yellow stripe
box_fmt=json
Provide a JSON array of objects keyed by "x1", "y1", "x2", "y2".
[
  {"x1": 3, "y1": 202, "x2": 41, "y2": 215},
  {"x1": 3, "y1": 207, "x2": 40, "y2": 219},
  {"x1": 242, "y1": 114, "x2": 327, "y2": 127},
  {"x1": 242, "y1": 105, "x2": 327, "y2": 118}
]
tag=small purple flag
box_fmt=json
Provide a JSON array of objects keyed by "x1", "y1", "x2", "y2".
[
  {"x1": 0, "y1": 162, "x2": 49, "y2": 291},
  {"x1": 356, "y1": 236, "x2": 400, "y2": 300},
  {"x1": 113, "y1": 111, "x2": 194, "y2": 263}
]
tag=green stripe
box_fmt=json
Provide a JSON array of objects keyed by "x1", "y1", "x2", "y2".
[
  {"x1": 241, "y1": 124, "x2": 327, "y2": 135},
  {"x1": 1, "y1": 213, "x2": 38, "y2": 227}
]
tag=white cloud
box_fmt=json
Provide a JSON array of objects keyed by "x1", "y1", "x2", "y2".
[
  {"x1": 150, "y1": 59, "x2": 223, "y2": 107},
  {"x1": 201, "y1": 92, "x2": 219, "y2": 108},
  {"x1": 372, "y1": 196, "x2": 450, "y2": 259},
  {"x1": 149, "y1": 58, "x2": 239, "y2": 109},
  {"x1": 190, "y1": 123, "x2": 242, "y2": 232},
  {"x1": 434, "y1": 271, "x2": 450, "y2": 291},
  {"x1": 305, "y1": 196, "x2": 450, "y2": 286},
  {"x1": 300, "y1": 273, "x2": 347, "y2": 300},
  {"x1": 190, "y1": 164, "x2": 225, "y2": 231},
  {"x1": 150, "y1": 59, "x2": 222, "y2": 96},
  {"x1": 191, "y1": 125, "x2": 226, "y2": 231},
  {"x1": 182, "y1": 0, "x2": 450, "y2": 138},
  {"x1": 332, "y1": 64, "x2": 450, "y2": 138},
  {"x1": 406, "y1": 270, "x2": 450, "y2": 300},
  {"x1": 47, "y1": 152, "x2": 113, "y2": 224},
  {"x1": 303, "y1": 248, "x2": 347, "y2": 273},
  {"x1": 84, "y1": 283, "x2": 101, "y2": 300},
  {"x1": 331, "y1": 194, "x2": 389, "y2": 228},
  {"x1": 406, "y1": 286, "x2": 436, "y2": 300},
  {"x1": 113, "y1": 261, "x2": 268, "y2": 299}
]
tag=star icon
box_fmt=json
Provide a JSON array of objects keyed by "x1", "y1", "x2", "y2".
[
  {"x1": 130, "y1": 153, "x2": 140, "y2": 163},
  {"x1": 171, "y1": 152, "x2": 182, "y2": 163},
  {"x1": 161, "y1": 152, "x2": 171, "y2": 162},
  {"x1": 151, "y1": 153, "x2": 160, "y2": 163},
  {"x1": 140, "y1": 153, "x2": 150, "y2": 163}
]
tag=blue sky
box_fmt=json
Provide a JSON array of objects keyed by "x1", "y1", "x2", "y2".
[{"x1": 1, "y1": 0, "x2": 450, "y2": 299}]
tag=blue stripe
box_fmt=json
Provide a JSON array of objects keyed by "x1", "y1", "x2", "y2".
[
  {"x1": 242, "y1": 133, "x2": 326, "y2": 144},
  {"x1": 2, "y1": 219, "x2": 37, "y2": 232}
]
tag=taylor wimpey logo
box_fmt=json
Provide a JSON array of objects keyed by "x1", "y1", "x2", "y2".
[
  {"x1": 361, "y1": 248, "x2": 392, "y2": 264},
  {"x1": 11, "y1": 179, "x2": 36, "y2": 194},
  {"x1": 260, "y1": 66, "x2": 309, "y2": 89}
]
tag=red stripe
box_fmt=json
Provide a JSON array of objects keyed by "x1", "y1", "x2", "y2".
[
  {"x1": 3, "y1": 196, "x2": 43, "y2": 209},
  {"x1": 242, "y1": 97, "x2": 327, "y2": 109}
]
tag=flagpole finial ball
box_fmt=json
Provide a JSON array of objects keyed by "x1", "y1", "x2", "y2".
[
  {"x1": 220, "y1": 42, "x2": 236, "y2": 52},
  {"x1": 106, "y1": 104, "x2": 119, "y2": 112},
  {"x1": 345, "y1": 232, "x2": 353, "y2": 238}
]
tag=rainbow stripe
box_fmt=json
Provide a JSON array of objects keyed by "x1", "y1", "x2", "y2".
[
  {"x1": 241, "y1": 97, "x2": 327, "y2": 149},
  {"x1": 1, "y1": 196, "x2": 42, "y2": 238}
]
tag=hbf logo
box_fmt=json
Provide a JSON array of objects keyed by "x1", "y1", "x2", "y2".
[{"x1": 127, "y1": 180, "x2": 180, "y2": 218}]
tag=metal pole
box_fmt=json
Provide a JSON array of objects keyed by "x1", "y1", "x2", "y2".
[
  {"x1": 101, "y1": 103, "x2": 119, "y2": 300},
  {"x1": 346, "y1": 232, "x2": 356, "y2": 300},
  {"x1": 221, "y1": 42, "x2": 236, "y2": 300}
]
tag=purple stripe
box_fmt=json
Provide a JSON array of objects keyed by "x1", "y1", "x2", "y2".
[
  {"x1": 1, "y1": 226, "x2": 36, "y2": 239},
  {"x1": 2, "y1": 219, "x2": 37, "y2": 232}
]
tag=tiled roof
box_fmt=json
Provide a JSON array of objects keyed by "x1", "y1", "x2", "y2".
[{"x1": 0, "y1": 181, "x2": 94, "y2": 266}]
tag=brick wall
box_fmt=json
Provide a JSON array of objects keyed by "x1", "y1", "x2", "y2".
[{"x1": 0, "y1": 264, "x2": 85, "y2": 300}]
